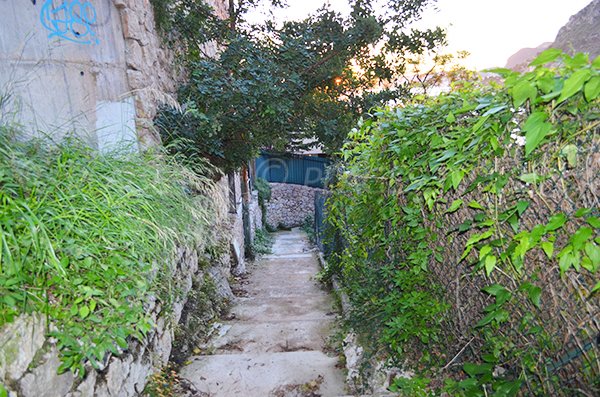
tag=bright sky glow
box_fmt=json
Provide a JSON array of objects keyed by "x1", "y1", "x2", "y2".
[{"x1": 250, "y1": 0, "x2": 593, "y2": 70}]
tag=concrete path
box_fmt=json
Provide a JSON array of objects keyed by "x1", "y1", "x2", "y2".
[{"x1": 180, "y1": 229, "x2": 346, "y2": 396}]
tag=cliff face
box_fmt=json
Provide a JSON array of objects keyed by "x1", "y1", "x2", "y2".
[
  {"x1": 506, "y1": 0, "x2": 600, "y2": 70},
  {"x1": 553, "y1": 0, "x2": 600, "y2": 59},
  {"x1": 505, "y1": 42, "x2": 552, "y2": 69}
]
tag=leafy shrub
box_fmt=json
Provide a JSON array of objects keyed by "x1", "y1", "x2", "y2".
[
  {"x1": 254, "y1": 177, "x2": 271, "y2": 228},
  {"x1": 252, "y1": 228, "x2": 273, "y2": 255},
  {"x1": 327, "y1": 50, "x2": 599, "y2": 395},
  {"x1": 302, "y1": 215, "x2": 315, "y2": 242},
  {"x1": 0, "y1": 133, "x2": 216, "y2": 375}
]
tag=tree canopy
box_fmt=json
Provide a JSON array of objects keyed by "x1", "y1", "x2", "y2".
[{"x1": 152, "y1": 0, "x2": 445, "y2": 171}]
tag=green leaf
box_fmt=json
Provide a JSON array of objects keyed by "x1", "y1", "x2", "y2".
[
  {"x1": 468, "y1": 200, "x2": 485, "y2": 210},
  {"x1": 476, "y1": 309, "x2": 509, "y2": 327},
  {"x1": 530, "y1": 48, "x2": 563, "y2": 66},
  {"x1": 557, "y1": 68, "x2": 592, "y2": 103},
  {"x1": 0, "y1": 384, "x2": 6, "y2": 397},
  {"x1": 587, "y1": 216, "x2": 600, "y2": 228},
  {"x1": 495, "y1": 379, "x2": 523, "y2": 396},
  {"x1": 482, "y1": 284, "x2": 507, "y2": 296},
  {"x1": 520, "y1": 282, "x2": 542, "y2": 308},
  {"x1": 545, "y1": 213, "x2": 567, "y2": 232},
  {"x1": 558, "y1": 245, "x2": 579, "y2": 274},
  {"x1": 512, "y1": 80, "x2": 537, "y2": 107},
  {"x1": 584, "y1": 76, "x2": 600, "y2": 101},
  {"x1": 466, "y1": 230, "x2": 494, "y2": 246},
  {"x1": 450, "y1": 170, "x2": 464, "y2": 190},
  {"x1": 541, "y1": 241, "x2": 554, "y2": 259},
  {"x1": 508, "y1": 213, "x2": 519, "y2": 233},
  {"x1": 516, "y1": 200, "x2": 530, "y2": 216},
  {"x1": 540, "y1": 91, "x2": 561, "y2": 102},
  {"x1": 523, "y1": 112, "x2": 553, "y2": 155},
  {"x1": 571, "y1": 227, "x2": 593, "y2": 250},
  {"x1": 463, "y1": 362, "x2": 494, "y2": 377},
  {"x1": 574, "y1": 208, "x2": 591, "y2": 217},
  {"x1": 561, "y1": 144, "x2": 578, "y2": 167},
  {"x1": 116, "y1": 336, "x2": 128, "y2": 349},
  {"x1": 483, "y1": 105, "x2": 508, "y2": 116},
  {"x1": 446, "y1": 112, "x2": 456, "y2": 123},
  {"x1": 79, "y1": 305, "x2": 90, "y2": 319},
  {"x1": 591, "y1": 281, "x2": 600, "y2": 294},
  {"x1": 446, "y1": 199, "x2": 463, "y2": 213},
  {"x1": 404, "y1": 177, "x2": 430, "y2": 192},
  {"x1": 593, "y1": 55, "x2": 600, "y2": 68},
  {"x1": 484, "y1": 255, "x2": 497, "y2": 277},
  {"x1": 584, "y1": 242, "x2": 599, "y2": 268},
  {"x1": 472, "y1": 115, "x2": 490, "y2": 132},
  {"x1": 479, "y1": 245, "x2": 492, "y2": 259},
  {"x1": 518, "y1": 173, "x2": 544, "y2": 184}
]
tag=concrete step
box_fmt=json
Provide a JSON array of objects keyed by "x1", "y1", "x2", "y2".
[
  {"x1": 204, "y1": 319, "x2": 335, "y2": 354},
  {"x1": 181, "y1": 351, "x2": 346, "y2": 397}
]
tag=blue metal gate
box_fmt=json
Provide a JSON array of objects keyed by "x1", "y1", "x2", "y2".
[{"x1": 256, "y1": 152, "x2": 330, "y2": 188}]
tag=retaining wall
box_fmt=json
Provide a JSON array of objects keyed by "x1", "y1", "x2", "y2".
[{"x1": 265, "y1": 183, "x2": 325, "y2": 228}]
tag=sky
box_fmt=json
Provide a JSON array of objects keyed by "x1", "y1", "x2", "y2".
[{"x1": 249, "y1": 0, "x2": 593, "y2": 70}]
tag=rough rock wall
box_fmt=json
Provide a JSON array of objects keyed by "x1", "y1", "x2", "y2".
[
  {"x1": 266, "y1": 183, "x2": 325, "y2": 228},
  {"x1": 113, "y1": 0, "x2": 228, "y2": 148},
  {"x1": 0, "y1": 244, "x2": 232, "y2": 397},
  {"x1": 249, "y1": 190, "x2": 263, "y2": 240},
  {"x1": 553, "y1": 0, "x2": 600, "y2": 60},
  {"x1": 0, "y1": 0, "x2": 228, "y2": 150}
]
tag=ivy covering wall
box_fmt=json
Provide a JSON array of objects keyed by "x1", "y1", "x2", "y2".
[{"x1": 326, "y1": 50, "x2": 599, "y2": 396}]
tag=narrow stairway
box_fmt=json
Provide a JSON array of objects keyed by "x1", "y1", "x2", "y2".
[{"x1": 180, "y1": 229, "x2": 346, "y2": 396}]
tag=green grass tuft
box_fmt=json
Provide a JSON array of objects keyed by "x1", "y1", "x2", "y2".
[{"x1": 0, "y1": 130, "x2": 217, "y2": 375}]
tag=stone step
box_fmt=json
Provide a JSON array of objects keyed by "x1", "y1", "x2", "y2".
[
  {"x1": 203, "y1": 319, "x2": 335, "y2": 354},
  {"x1": 180, "y1": 351, "x2": 346, "y2": 397}
]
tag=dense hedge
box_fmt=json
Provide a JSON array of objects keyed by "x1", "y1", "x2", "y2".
[
  {"x1": 327, "y1": 50, "x2": 599, "y2": 396},
  {"x1": 0, "y1": 134, "x2": 218, "y2": 376}
]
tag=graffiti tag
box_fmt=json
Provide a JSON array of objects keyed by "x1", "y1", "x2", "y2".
[{"x1": 40, "y1": 0, "x2": 99, "y2": 45}]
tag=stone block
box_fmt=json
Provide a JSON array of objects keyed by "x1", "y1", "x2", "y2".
[
  {"x1": 105, "y1": 355, "x2": 133, "y2": 396},
  {"x1": 126, "y1": 39, "x2": 143, "y2": 71},
  {"x1": 19, "y1": 349, "x2": 75, "y2": 397},
  {"x1": 126, "y1": 69, "x2": 145, "y2": 90},
  {"x1": 121, "y1": 9, "x2": 142, "y2": 40},
  {"x1": 0, "y1": 313, "x2": 46, "y2": 382}
]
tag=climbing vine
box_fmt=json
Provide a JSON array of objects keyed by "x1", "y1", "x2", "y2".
[{"x1": 327, "y1": 50, "x2": 599, "y2": 396}]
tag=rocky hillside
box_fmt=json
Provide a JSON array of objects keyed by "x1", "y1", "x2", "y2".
[
  {"x1": 553, "y1": 0, "x2": 600, "y2": 58},
  {"x1": 506, "y1": 0, "x2": 600, "y2": 69},
  {"x1": 505, "y1": 42, "x2": 551, "y2": 69}
]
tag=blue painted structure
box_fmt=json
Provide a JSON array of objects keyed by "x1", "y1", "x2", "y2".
[{"x1": 255, "y1": 152, "x2": 331, "y2": 188}]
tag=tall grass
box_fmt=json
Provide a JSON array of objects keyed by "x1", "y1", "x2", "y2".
[{"x1": 0, "y1": 128, "x2": 218, "y2": 375}]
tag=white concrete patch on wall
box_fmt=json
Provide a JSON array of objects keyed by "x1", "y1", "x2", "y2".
[
  {"x1": 0, "y1": 0, "x2": 131, "y2": 150},
  {"x1": 95, "y1": 97, "x2": 138, "y2": 153}
]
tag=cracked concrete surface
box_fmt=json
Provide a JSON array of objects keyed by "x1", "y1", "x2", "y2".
[{"x1": 180, "y1": 229, "x2": 346, "y2": 396}]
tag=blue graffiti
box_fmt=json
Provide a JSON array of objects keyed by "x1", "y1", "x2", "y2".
[{"x1": 40, "y1": 0, "x2": 99, "y2": 45}]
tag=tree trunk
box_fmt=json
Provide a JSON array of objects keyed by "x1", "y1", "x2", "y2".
[{"x1": 241, "y1": 163, "x2": 254, "y2": 260}]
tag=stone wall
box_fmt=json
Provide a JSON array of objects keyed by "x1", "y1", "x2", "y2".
[
  {"x1": 0, "y1": 1, "x2": 263, "y2": 394},
  {"x1": 0, "y1": 242, "x2": 232, "y2": 397},
  {"x1": 216, "y1": 173, "x2": 247, "y2": 276},
  {"x1": 265, "y1": 183, "x2": 325, "y2": 228},
  {"x1": 0, "y1": 0, "x2": 228, "y2": 150},
  {"x1": 0, "y1": 0, "x2": 136, "y2": 151},
  {"x1": 249, "y1": 190, "x2": 263, "y2": 240},
  {"x1": 113, "y1": 0, "x2": 227, "y2": 148}
]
